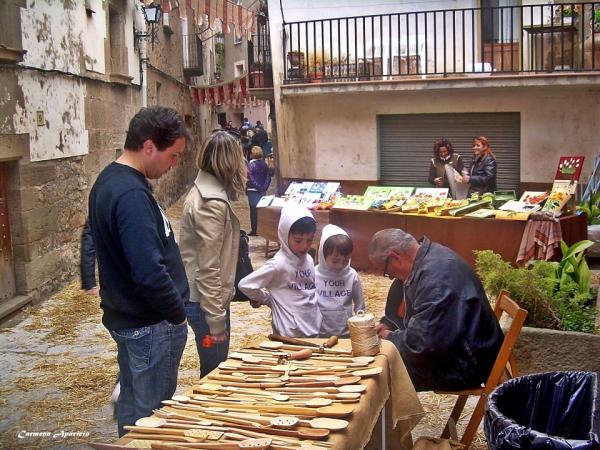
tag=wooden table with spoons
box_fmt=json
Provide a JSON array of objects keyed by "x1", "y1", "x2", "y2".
[{"x1": 94, "y1": 337, "x2": 424, "y2": 450}]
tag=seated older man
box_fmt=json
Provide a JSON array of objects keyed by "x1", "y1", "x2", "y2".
[{"x1": 368, "y1": 228, "x2": 503, "y2": 391}]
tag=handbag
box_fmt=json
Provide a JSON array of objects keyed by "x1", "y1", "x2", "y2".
[{"x1": 233, "y1": 230, "x2": 253, "y2": 301}]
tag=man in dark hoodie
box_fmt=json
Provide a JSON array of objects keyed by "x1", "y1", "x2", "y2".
[
  {"x1": 89, "y1": 106, "x2": 190, "y2": 436},
  {"x1": 368, "y1": 228, "x2": 503, "y2": 391}
]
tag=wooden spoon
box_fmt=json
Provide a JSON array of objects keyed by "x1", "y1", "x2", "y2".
[
  {"x1": 268, "y1": 384, "x2": 366, "y2": 394},
  {"x1": 259, "y1": 340, "x2": 352, "y2": 355},
  {"x1": 163, "y1": 437, "x2": 271, "y2": 450},
  {"x1": 167, "y1": 399, "x2": 354, "y2": 418},
  {"x1": 270, "y1": 415, "x2": 349, "y2": 431},
  {"x1": 286, "y1": 375, "x2": 361, "y2": 388},
  {"x1": 227, "y1": 423, "x2": 330, "y2": 440}
]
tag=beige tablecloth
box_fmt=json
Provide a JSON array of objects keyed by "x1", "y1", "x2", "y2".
[
  {"x1": 331, "y1": 339, "x2": 425, "y2": 450},
  {"x1": 112, "y1": 338, "x2": 424, "y2": 450}
]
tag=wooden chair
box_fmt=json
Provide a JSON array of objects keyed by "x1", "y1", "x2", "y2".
[{"x1": 436, "y1": 290, "x2": 528, "y2": 448}]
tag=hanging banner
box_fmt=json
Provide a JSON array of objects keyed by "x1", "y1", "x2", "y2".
[
  {"x1": 239, "y1": 77, "x2": 247, "y2": 97},
  {"x1": 217, "y1": 85, "x2": 225, "y2": 104},
  {"x1": 227, "y1": 82, "x2": 234, "y2": 102},
  {"x1": 199, "y1": 88, "x2": 206, "y2": 104}
]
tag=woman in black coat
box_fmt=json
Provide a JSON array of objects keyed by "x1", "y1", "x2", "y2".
[{"x1": 463, "y1": 136, "x2": 497, "y2": 195}]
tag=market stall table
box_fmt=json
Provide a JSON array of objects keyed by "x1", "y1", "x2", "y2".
[
  {"x1": 329, "y1": 209, "x2": 586, "y2": 270},
  {"x1": 101, "y1": 339, "x2": 425, "y2": 450},
  {"x1": 257, "y1": 206, "x2": 586, "y2": 270}
]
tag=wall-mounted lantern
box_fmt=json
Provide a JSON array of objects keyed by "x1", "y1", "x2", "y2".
[{"x1": 134, "y1": 1, "x2": 163, "y2": 49}]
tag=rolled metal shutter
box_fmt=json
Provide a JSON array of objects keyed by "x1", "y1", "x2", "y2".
[{"x1": 378, "y1": 112, "x2": 520, "y2": 192}]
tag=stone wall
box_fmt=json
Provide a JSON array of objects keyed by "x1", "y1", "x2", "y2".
[
  {"x1": 514, "y1": 327, "x2": 600, "y2": 375},
  {"x1": 0, "y1": 0, "x2": 204, "y2": 309}
]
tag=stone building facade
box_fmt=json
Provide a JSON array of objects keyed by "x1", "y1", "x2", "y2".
[{"x1": 0, "y1": 0, "x2": 205, "y2": 316}]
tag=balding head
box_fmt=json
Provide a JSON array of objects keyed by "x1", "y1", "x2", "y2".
[{"x1": 368, "y1": 229, "x2": 419, "y2": 280}]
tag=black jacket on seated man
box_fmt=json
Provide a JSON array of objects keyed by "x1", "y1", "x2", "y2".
[{"x1": 381, "y1": 238, "x2": 503, "y2": 391}]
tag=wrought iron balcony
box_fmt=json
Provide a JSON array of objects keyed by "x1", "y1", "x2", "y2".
[
  {"x1": 249, "y1": 11, "x2": 273, "y2": 88},
  {"x1": 183, "y1": 33, "x2": 204, "y2": 78},
  {"x1": 283, "y1": 2, "x2": 600, "y2": 84}
]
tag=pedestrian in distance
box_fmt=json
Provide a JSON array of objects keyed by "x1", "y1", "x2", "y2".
[{"x1": 246, "y1": 146, "x2": 271, "y2": 236}]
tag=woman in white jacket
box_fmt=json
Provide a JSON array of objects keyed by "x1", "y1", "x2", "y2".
[{"x1": 179, "y1": 131, "x2": 247, "y2": 377}]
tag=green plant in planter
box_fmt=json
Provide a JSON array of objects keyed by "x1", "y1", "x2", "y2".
[
  {"x1": 578, "y1": 190, "x2": 600, "y2": 225},
  {"x1": 544, "y1": 240, "x2": 594, "y2": 295},
  {"x1": 475, "y1": 245, "x2": 597, "y2": 333},
  {"x1": 554, "y1": 4, "x2": 580, "y2": 18},
  {"x1": 475, "y1": 250, "x2": 559, "y2": 328}
]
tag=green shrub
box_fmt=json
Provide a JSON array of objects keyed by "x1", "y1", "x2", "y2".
[{"x1": 475, "y1": 248, "x2": 597, "y2": 333}]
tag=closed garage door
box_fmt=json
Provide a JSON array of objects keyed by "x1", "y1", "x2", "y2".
[{"x1": 378, "y1": 112, "x2": 520, "y2": 192}]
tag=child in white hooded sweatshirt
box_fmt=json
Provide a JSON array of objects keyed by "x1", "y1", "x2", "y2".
[
  {"x1": 238, "y1": 204, "x2": 322, "y2": 337},
  {"x1": 315, "y1": 224, "x2": 365, "y2": 337}
]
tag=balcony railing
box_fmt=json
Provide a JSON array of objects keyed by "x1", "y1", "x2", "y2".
[
  {"x1": 183, "y1": 33, "x2": 204, "y2": 77},
  {"x1": 283, "y1": 2, "x2": 600, "y2": 83},
  {"x1": 250, "y1": 12, "x2": 273, "y2": 88}
]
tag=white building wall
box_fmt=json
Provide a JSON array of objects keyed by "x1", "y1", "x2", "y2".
[
  {"x1": 83, "y1": 0, "x2": 107, "y2": 74},
  {"x1": 13, "y1": 0, "x2": 143, "y2": 161},
  {"x1": 15, "y1": 72, "x2": 88, "y2": 162},
  {"x1": 281, "y1": 86, "x2": 600, "y2": 185}
]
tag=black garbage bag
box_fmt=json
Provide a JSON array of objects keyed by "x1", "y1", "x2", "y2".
[{"x1": 485, "y1": 371, "x2": 600, "y2": 450}]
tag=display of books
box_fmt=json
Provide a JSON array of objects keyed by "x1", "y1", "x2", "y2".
[
  {"x1": 499, "y1": 200, "x2": 542, "y2": 213},
  {"x1": 270, "y1": 197, "x2": 288, "y2": 207},
  {"x1": 465, "y1": 208, "x2": 497, "y2": 219},
  {"x1": 284, "y1": 181, "x2": 341, "y2": 206},
  {"x1": 551, "y1": 179, "x2": 578, "y2": 195},
  {"x1": 364, "y1": 186, "x2": 392, "y2": 200},
  {"x1": 284, "y1": 181, "x2": 313, "y2": 197},
  {"x1": 412, "y1": 188, "x2": 449, "y2": 208},
  {"x1": 256, "y1": 195, "x2": 274, "y2": 208},
  {"x1": 519, "y1": 191, "x2": 549, "y2": 205},
  {"x1": 332, "y1": 195, "x2": 370, "y2": 210},
  {"x1": 493, "y1": 191, "x2": 516, "y2": 209},
  {"x1": 448, "y1": 199, "x2": 492, "y2": 217},
  {"x1": 555, "y1": 156, "x2": 585, "y2": 181},
  {"x1": 495, "y1": 210, "x2": 534, "y2": 221},
  {"x1": 541, "y1": 190, "x2": 571, "y2": 217},
  {"x1": 388, "y1": 187, "x2": 415, "y2": 197}
]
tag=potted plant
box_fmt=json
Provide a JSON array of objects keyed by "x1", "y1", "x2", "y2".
[
  {"x1": 307, "y1": 51, "x2": 328, "y2": 83},
  {"x1": 475, "y1": 244, "x2": 599, "y2": 375},
  {"x1": 554, "y1": 4, "x2": 579, "y2": 25}
]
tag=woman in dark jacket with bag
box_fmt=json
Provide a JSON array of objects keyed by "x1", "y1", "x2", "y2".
[
  {"x1": 246, "y1": 146, "x2": 271, "y2": 236},
  {"x1": 463, "y1": 136, "x2": 497, "y2": 195},
  {"x1": 428, "y1": 138, "x2": 464, "y2": 188}
]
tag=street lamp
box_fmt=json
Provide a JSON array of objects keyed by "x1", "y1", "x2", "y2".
[{"x1": 134, "y1": 1, "x2": 163, "y2": 49}]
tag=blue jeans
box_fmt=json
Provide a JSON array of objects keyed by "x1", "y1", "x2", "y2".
[
  {"x1": 109, "y1": 320, "x2": 187, "y2": 436},
  {"x1": 185, "y1": 302, "x2": 230, "y2": 378},
  {"x1": 247, "y1": 190, "x2": 263, "y2": 235}
]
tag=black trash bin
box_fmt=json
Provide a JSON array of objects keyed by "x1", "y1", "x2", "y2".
[{"x1": 485, "y1": 371, "x2": 600, "y2": 450}]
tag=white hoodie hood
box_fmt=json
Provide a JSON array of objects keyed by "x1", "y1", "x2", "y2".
[
  {"x1": 315, "y1": 224, "x2": 366, "y2": 337},
  {"x1": 318, "y1": 224, "x2": 351, "y2": 273},
  {"x1": 238, "y1": 204, "x2": 322, "y2": 337}
]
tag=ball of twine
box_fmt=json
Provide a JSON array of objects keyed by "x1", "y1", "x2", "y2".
[{"x1": 347, "y1": 310, "x2": 380, "y2": 356}]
